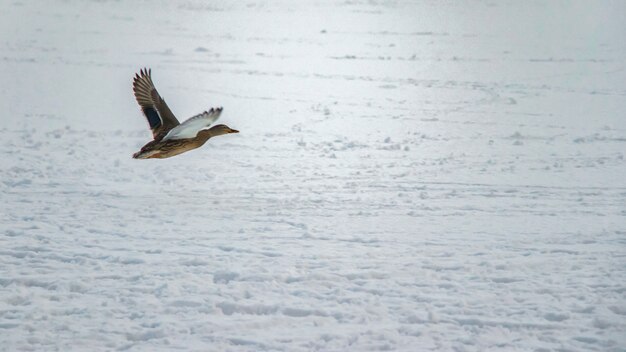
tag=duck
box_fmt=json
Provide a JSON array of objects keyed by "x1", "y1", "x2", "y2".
[{"x1": 131, "y1": 68, "x2": 238, "y2": 159}]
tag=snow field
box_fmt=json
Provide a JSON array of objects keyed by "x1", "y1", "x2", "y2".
[{"x1": 1, "y1": 1, "x2": 625, "y2": 351}]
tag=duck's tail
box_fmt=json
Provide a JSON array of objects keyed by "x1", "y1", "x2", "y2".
[{"x1": 133, "y1": 150, "x2": 150, "y2": 159}]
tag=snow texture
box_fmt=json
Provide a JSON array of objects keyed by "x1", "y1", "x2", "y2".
[{"x1": 1, "y1": 1, "x2": 625, "y2": 351}]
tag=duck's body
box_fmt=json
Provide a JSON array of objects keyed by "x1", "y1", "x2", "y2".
[
  {"x1": 133, "y1": 136, "x2": 205, "y2": 159},
  {"x1": 133, "y1": 123, "x2": 235, "y2": 159},
  {"x1": 132, "y1": 68, "x2": 238, "y2": 159}
]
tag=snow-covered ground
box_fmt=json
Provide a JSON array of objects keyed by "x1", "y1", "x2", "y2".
[{"x1": 1, "y1": 1, "x2": 625, "y2": 351}]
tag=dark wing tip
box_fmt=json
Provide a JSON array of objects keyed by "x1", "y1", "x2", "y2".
[
  {"x1": 136, "y1": 67, "x2": 151, "y2": 78},
  {"x1": 133, "y1": 68, "x2": 155, "y2": 92},
  {"x1": 206, "y1": 107, "x2": 223, "y2": 114}
]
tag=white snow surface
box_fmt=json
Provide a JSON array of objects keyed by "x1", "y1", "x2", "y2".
[{"x1": 1, "y1": 1, "x2": 625, "y2": 351}]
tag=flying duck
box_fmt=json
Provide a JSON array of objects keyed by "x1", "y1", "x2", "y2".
[{"x1": 132, "y1": 68, "x2": 238, "y2": 159}]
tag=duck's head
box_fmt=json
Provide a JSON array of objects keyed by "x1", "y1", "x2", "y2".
[
  {"x1": 200, "y1": 124, "x2": 239, "y2": 138},
  {"x1": 212, "y1": 124, "x2": 239, "y2": 134}
]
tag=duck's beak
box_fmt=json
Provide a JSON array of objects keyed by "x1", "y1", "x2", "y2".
[{"x1": 229, "y1": 128, "x2": 239, "y2": 133}]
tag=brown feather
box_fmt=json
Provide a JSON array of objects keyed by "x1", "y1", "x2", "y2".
[{"x1": 132, "y1": 68, "x2": 180, "y2": 139}]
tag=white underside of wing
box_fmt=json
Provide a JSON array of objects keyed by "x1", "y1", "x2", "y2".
[{"x1": 162, "y1": 108, "x2": 222, "y2": 140}]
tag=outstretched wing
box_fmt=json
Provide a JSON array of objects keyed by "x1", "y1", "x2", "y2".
[
  {"x1": 162, "y1": 107, "x2": 223, "y2": 141},
  {"x1": 132, "y1": 68, "x2": 180, "y2": 139}
]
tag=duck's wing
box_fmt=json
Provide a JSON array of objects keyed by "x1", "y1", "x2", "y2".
[
  {"x1": 133, "y1": 68, "x2": 180, "y2": 139},
  {"x1": 162, "y1": 107, "x2": 223, "y2": 141}
]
